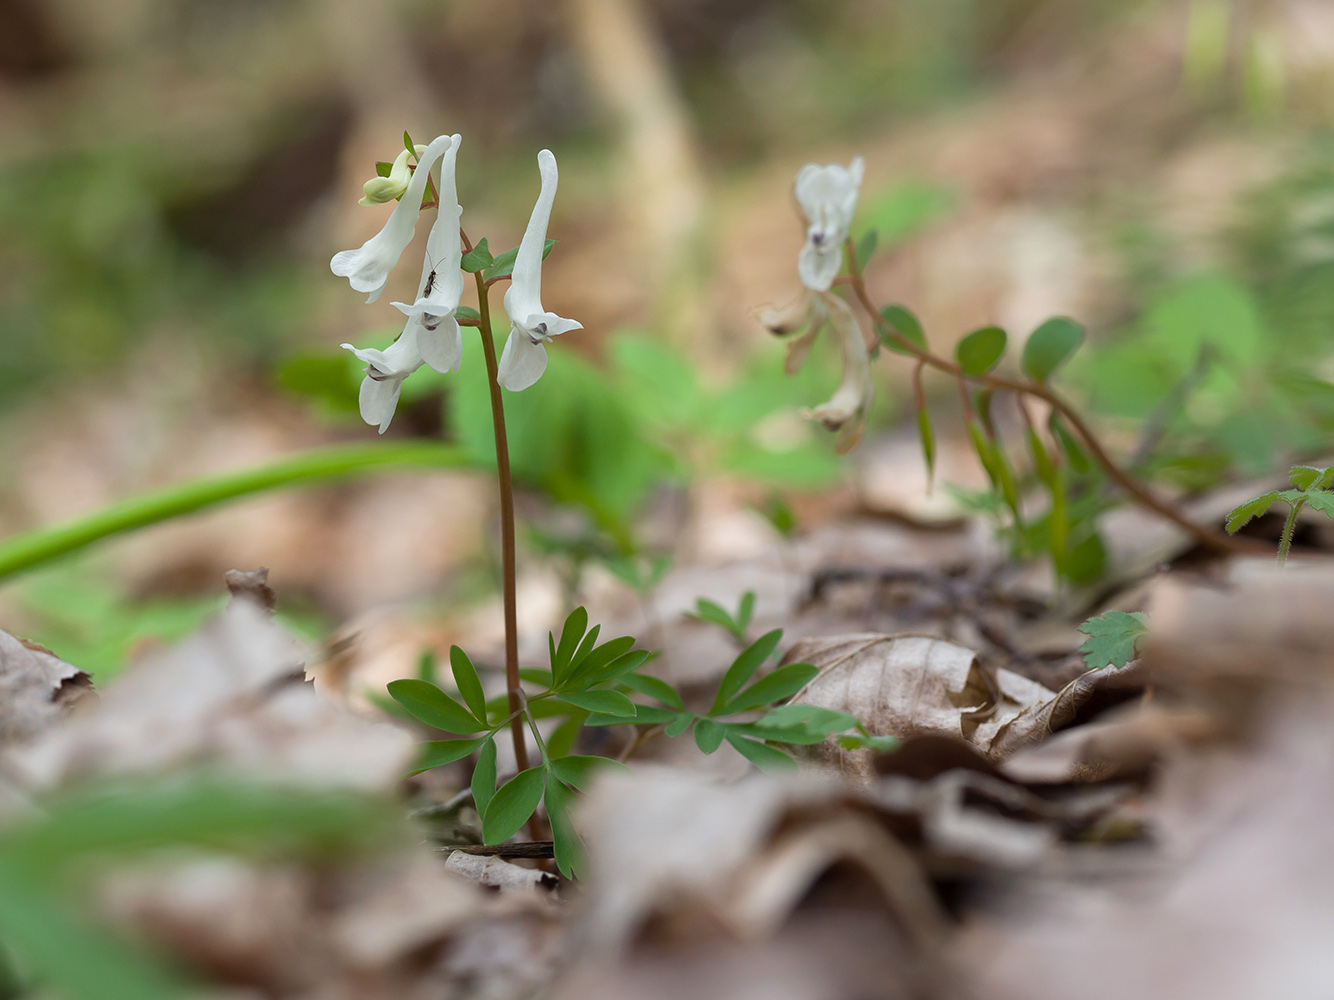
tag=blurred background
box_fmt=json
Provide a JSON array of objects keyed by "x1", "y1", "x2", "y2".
[{"x1": 2, "y1": 0, "x2": 1334, "y2": 675}]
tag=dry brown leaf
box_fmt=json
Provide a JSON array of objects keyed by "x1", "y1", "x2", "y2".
[
  {"x1": 987, "y1": 661, "x2": 1148, "y2": 760},
  {"x1": 0, "y1": 629, "x2": 90, "y2": 747},
  {"x1": 781, "y1": 633, "x2": 1054, "y2": 768},
  {"x1": 11, "y1": 601, "x2": 415, "y2": 792}
]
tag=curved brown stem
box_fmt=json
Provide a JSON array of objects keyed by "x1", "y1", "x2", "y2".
[
  {"x1": 841, "y1": 238, "x2": 1263, "y2": 555},
  {"x1": 462, "y1": 227, "x2": 530, "y2": 775}
]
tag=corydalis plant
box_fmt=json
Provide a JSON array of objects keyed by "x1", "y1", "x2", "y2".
[
  {"x1": 761, "y1": 154, "x2": 1262, "y2": 583},
  {"x1": 331, "y1": 130, "x2": 583, "y2": 780}
]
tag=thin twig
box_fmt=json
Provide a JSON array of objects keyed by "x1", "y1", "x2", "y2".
[{"x1": 841, "y1": 238, "x2": 1265, "y2": 555}]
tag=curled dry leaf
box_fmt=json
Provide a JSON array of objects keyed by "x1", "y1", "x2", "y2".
[
  {"x1": 443, "y1": 851, "x2": 559, "y2": 894},
  {"x1": 986, "y1": 661, "x2": 1148, "y2": 761},
  {"x1": 781, "y1": 634, "x2": 1054, "y2": 768},
  {"x1": 0, "y1": 630, "x2": 90, "y2": 747},
  {"x1": 11, "y1": 601, "x2": 415, "y2": 792}
]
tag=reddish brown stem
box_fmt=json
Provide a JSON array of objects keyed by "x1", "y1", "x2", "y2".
[
  {"x1": 841, "y1": 238, "x2": 1263, "y2": 555},
  {"x1": 461, "y1": 227, "x2": 529, "y2": 775}
]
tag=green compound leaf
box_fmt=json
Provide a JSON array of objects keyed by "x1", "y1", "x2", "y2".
[
  {"x1": 1289, "y1": 466, "x2": 1323, "y2": 490},
  {"x1": 449, "y1": 646, "x2": 488, "y2": 723},
  {"x1": 471, "y1": 737, "x2": 498, "y2": 817},
  {"x1": 1022, "y1": 317, "x2": 1085, "y2": 382},
  {"x1": 1225, "y1": 491, "x2": 1281, "y2": 534},
  {"x1": 956, "y1": 326, "x2": 1008, "y2": 377},
  {"x1": 411, "y1": 737, "x2": 486, "y2": 775},
  {"x1": 563, "y1": 636, "x2": 637, "y2": 689},
  {"x1": 854, "y1": 229, "x2": 878, "y2": 272},
  {"x1": 557, "y1": 690, "x2": 638, "y2": 717},
  {"x1": 618, "y1": 671, "x2": 684, "y2": 710},
  {"x1": 686, "y1": 598, "x2": 739, "y2": 636},
  {"x1": 736, "y1": 591, "x2": 756, "y2": 632},
  {"x1": 1077, "y1": 610, "x2": 1149, "y2": 669},
  {"x1": 544, "y1": 711, "x2": 588, "y2": 760},
  {"x1": 386, "y1": 679, "x2": 484, "y2": 735},
  {"x1": 754, "y1": 704, "x2": 859, "y2": 736},
  {"x1": 544, "y1": 773, "x2": 585, "y2": 879},
  {"x1": 460, "y1": 237, "x2": 494, "y2": 273},
  {"x1": 881, "y1": 304, "x2": 927, "y2": 356},
  {"x1": 482, "y1": 766, "x2": 546, "y2": 845},
  {"x1": 694, "y1": 718, "x2": 726, "y2": 754},
  {"x1": 551, "y1": 606, "x2": 590, "y2": 683},
  {"x1": 482, "y1": 239, "x2": 556, "y2": 283},
  {"x1": 1303, "y1": 492, "x2": 1334, "y2": 518},
  {"x1": 584, "y1": 705, "x2": 678, "y2": 726},
  {"x1": 549, "y1": 754, "x2": 629, "y2": 792},
  {"x1": 711, "y1": 629, "x2": 784, "y2": 715},
  {"x1": 720, "y1": 663, "x2": 819, "y2": 715},
  {"x1": 665, "y1": 712, "x2": 695, "y2": 737},
  {"x1": 726, "y1": 735, "x2": 797, "y2": 772}
]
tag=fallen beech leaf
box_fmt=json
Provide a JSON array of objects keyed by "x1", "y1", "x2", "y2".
[
  {"x1": 0, "y1": 630, "x2": 90, "y2": 748},
  {"x1": 987, "y1": 661, "x2": 1148, "y2": 760},
  {"x1": 781, "y1": 634, "x2": 1054, "y2": 766}
]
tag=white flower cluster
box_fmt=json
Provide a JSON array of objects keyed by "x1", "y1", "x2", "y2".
[
  {"x1": 331, "y1": 136, "x2": 581, "y2": 432},
  {"x1": 760, "y1": 156, "x2": 873, "y2": 454}
]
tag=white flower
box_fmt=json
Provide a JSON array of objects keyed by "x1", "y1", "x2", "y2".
[
  {"x1": 341, "y1": 330, "x2": 424, "y2": 434},
  {"x1": 759, "y1": 289, "x2": 873, "y2": 454},
  {"x1": 391, "y1": 134, "x2": 465, "y2": 374},
  {"x1": 497, "y1": 149, "x2": 582, "y2": 391},
  {"x1": 331, "y1": 133, "x2": 453, "y2": 303},
  {"x1": 794, "y1": 156, "x2": 864, "y2": 292}
]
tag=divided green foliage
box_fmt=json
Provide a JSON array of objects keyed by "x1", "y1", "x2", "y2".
[
  {"x1": 1225, "y1": 464, "x2": 1334, "y2": 565},
  {"x1": 685, "y1": 590, "x2": 755, "y2": 643},
  {"x1": 1077, "y1": 611, "x2": 1149, "y2": 669},
  {"x1": 460, "y1": 237, "x2": 493, "y2": 272},
  {"x1": 391, "y1": 607, "x2": 887, "y2": 875},
  {"x1": 482, "y1": 239, "x2": 556, "y2": 283}
]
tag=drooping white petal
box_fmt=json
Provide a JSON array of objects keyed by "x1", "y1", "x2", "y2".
[
  {"x1": 799, "y1": 293, "x2": 873, "y2": 454},
  {"x1": 387, "y1": 134, "x2": 467, "y2": 374},
  {"x1": 331, "y1": 133, "x2": 453, "y2": 303},
  {"x1": 417, "y1": 316, "x2": 463, "y2": 373},
  {"x1": 793, "y1": 156, "x2": 865, "y2": 292},
  {"x1": 497, "y1": 149, "x2": 580, "y2": 391},
  {"x1": 341, "y1": 332, "x2": 424, "y2": 434},
  {"x1": 496, "y1": 329, "x2": 549, "y2": 391},
  {"x1": 504, "y1": 149, "x2": 558, "y2": 324}
]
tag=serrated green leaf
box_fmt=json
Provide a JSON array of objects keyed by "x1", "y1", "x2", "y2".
[
  {"x1": 854, "y1": 229, "x2": 878, "y2": 272},
  {"x1": 481, "y1": 239, "x2": 556, "y2": 283},
  {"x1": 1225, "y1": 491, "x2": 1282, "y2": 533},
  {"x1": 544, "y1": 773, "x2": 585, "y2": 879},
  {"x1": 449, "y1": 646, "x2": 488, "y2": 723},
  {"x1": 721, "y1": 663, "x2": 819, "y2": 715},
  {"x1": 618, "y1": 671, "x2": 684, "y2": 709},
  {"x1": 1302, "y1": 492, "x2": 1334, "y2": 518},
  {"x1": 471, "y1": 738, "x2": 497, "y2": 817},
  {"x1": 386, "y1": 679, "x2": 483, "y2": 735},
  {"x1": 1077, "y1": 610, "x2": 1149, "y2": 669},
  {"x1": 411, "y1": 737, "x2": 486, "y2": 775},
  {"x1": 665, "y1": 712, "x2": 695, "y2": 737},
  {"x1": 461, "y1": 237, "x2": 494, "y2": 273},
  {"x1": 726, "y1": 735, "x2": 798, "y2": 772},
  {"x1": 711, "y1": 629, "x2": 783, "y2": 714},
  {"x1": 550, "y1": 754, "x2": 629, "y2": 791},
  {"x1": 956, "y1": 326, "x2": 1007, "y2": 376},
  {"x1": 1022, "y1": 317, "x2": 1085, "y2": 381},
  {"x1": 881, "y1": 304, "x2": 927, "y2": 356},
  {"x1": 694, "y1": 718, "x2": 726, "y2": 754},
  {"x1": 1289, "y1": 466, "x2": 1322, "y2": 490},
  {"x1": 482, "y1": 766, "x2": 545, "y2": 844},
  {"x1": 557, "y1": 691, "x2": 638, "y2": 717}
]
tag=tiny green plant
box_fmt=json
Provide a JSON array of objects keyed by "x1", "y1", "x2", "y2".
[
  {"x1": 685, "y1": 590, "x2": 756, "y2": 644},
  {"x1": 1077, "y1": 610, "x2": 1149, "y2": 669},
  {"x1": 387, "y1": 607, "x2": 885, "y2": 877},
  {"x1": 1225, "y1": 464, "x2": 1334, "y2": 565}
]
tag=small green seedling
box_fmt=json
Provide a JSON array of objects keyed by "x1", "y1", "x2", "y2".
[
  {"x1": 685, "y1": 591, "x2": 756, "y2": 644},
  {"x1": 1078, "y1": 610, "x2": 1148, "y2": 669},
  {"x1": 1226, "y1": 465, "x2": 1334, "y2": 565}
]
